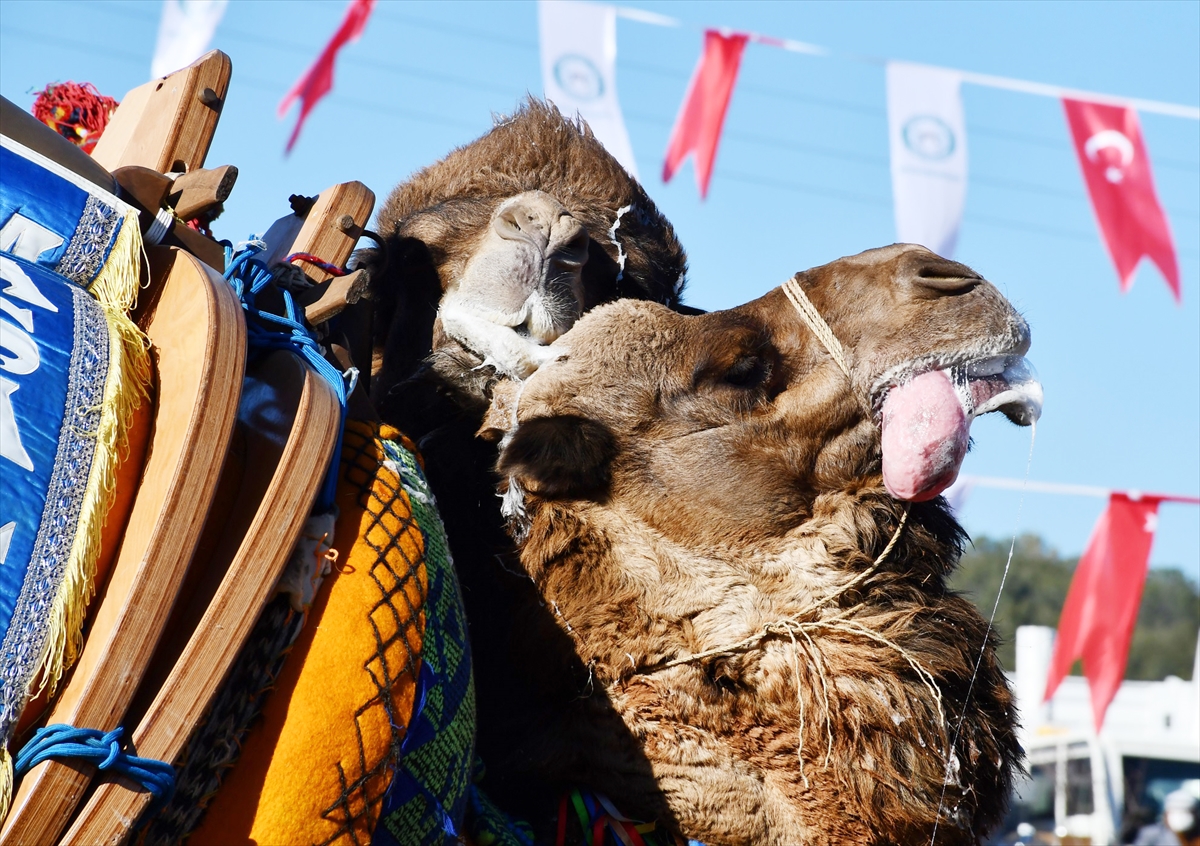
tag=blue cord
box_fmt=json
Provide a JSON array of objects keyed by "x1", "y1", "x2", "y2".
[
  {"x1": 222, "y1": 241, "x2": 350, "y2": 512},
  {"x1": 14, "y1": 724, "x2": 176, "y2": 817}
]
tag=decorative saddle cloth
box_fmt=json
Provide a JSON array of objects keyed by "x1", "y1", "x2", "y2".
[
  {"x1": 155, "y1": 420, "x2": 476, "y2": 846},
  {"x1": 0, "y1": 133, "x2": 148, "y2": 815}
]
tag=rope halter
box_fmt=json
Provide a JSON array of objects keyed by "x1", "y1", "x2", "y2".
[{"x1": 781, "y1": 276, "x2": 852, "y2": 381}]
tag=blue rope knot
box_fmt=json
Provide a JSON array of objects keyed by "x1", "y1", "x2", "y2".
[
  {"x1": 223, "y1": 240, "x2": 351, "y2": 512},
  {"x1": 97, "y1": 727, "x2": 122, "y2": 769},
  {"x1": 14, "y1": 724, "x2": 177, "y2": 817}
]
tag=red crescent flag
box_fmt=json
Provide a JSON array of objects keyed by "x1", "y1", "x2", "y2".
[
  {"x1": 1063, "y1": 99, "x2": 1180, "y2": 303},
  {"x1": 662, "y1": 30, "x2": 749, "y2": 199},
  {"x1": 1044, "y1": 493, "x2": 1163, "y2": 731},
  {"x1": 279, "y1": 0, "x2": 374, "y2": 154}
]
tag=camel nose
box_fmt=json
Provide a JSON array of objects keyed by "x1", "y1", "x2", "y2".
[{"x1": 493, "y1": 191, "x2": 590, "y2": 267}]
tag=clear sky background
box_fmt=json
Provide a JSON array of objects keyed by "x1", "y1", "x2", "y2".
[{"x1": 2, "y1": 0, "x2": 1197, "y2": 582}]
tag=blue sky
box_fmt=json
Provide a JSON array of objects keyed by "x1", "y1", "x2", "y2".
[{"x1": 2, "y1": 0, "x2": 1197, "y2": 581}]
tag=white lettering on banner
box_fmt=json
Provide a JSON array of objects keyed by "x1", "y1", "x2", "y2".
[
  {"x1": 0, "y1": 256, "x2": 59, "y2": 312},
  {"x1": 0, "y1": 318, "x2": 39, "y2": 375},
  {"x1": 1, "y1": 296, "x2": 34, "y2": 332},
  {"x1": 0, "y1": 521, "x2": 14, "y2": 564},
  {"x1": 0, "y1": 377, "x2": 34, "y2": 471},
  {"x1": 0, "y1": 254, "x2": 60, "y2": 473},
  {"x1": 0, "y1": 214, "x2": 66, "y2": 263}
]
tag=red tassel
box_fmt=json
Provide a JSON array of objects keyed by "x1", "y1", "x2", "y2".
[{"x1": 31, "y1": 81, "x2": 119, "y2": 153}]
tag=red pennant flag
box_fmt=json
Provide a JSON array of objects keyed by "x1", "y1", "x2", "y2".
[
  {"x1": 662, "y1": 30, "x2": 749, "y2": 199},
  {"x1": 1044, "y1": 493, "x2": 1162, "y2": 730},
  {"x1": 278, "y1": 0, "x2": 374, "y2": 154},
  {"x1": 1063, "y1": 99, "x2": 1181, "y2": 303}
]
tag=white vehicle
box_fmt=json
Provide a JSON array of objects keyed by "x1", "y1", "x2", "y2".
[{"x1": 996, "y1": 626, "x2": 1200, "y2": 844}]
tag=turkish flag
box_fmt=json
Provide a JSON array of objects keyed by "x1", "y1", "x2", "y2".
[
  {"x1": 1063, "y1": 99, "x2": 1180, "y2": 303},
  {"x1": 662, "y1": 30, "x2": 749, "y2": 199},
  {"x1": 279, "y1": 0, "x2": 374, "y2": 154},
  {"x1": 1044, "y1": 493, "x2": 1162, "y2": 730}
]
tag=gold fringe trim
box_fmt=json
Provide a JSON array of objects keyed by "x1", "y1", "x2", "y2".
[
  {"x1": 1, "y1": 747, "x2": 11, "y2": 821},
  {"x1": 1, "y1": 207, "x2": 150, "y2": 821},
  {"x1": 29, "y1": 207, "x2": 151, "y2": 701},
  {"x1": 86, "y1": 207, "x2": 144, "y2": 313}
]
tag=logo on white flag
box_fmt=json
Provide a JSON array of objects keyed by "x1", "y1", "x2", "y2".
[
  {"x1": 554, "y1": 54, "x2": 605, "y2": 101},
  {"x1": 902, "y1": 115, "x2": 956, "y2": 161}
]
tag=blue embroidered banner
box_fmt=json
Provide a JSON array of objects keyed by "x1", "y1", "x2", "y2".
[
  {"x1": 0, "y1": 126, "x2": 149, "y2": 813},
  {"x1": 0, "y1": 253, "x2": 109, "y2": 758},
  {"x1": 0, "y1": 136, "x2": 132, "y2": 288}
]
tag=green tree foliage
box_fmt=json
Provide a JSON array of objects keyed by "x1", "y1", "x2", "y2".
[{"x1": 948, "y1": 534, "x2": 1199, "y2": 681}]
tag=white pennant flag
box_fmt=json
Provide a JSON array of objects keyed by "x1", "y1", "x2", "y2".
[
  {"x1": 151, "y1": 0, "x2": 229, "y2": 79},
  {"x1": 539, "y1": 0, "x2": 638, "y2": 179},
  {"x1": 886, "y1": 62, "x2": 968, "y2": 258}
]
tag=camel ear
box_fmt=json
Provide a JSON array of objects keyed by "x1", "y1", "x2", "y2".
[{"x1": 497, "y1": 415, "x2": 616, "y2": 499}]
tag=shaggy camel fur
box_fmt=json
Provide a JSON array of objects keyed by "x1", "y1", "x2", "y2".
[
  {"x1": 358, "y1": 99, "x2": 693, "y2": 808},
  {"x1": 363, "y1": 98, "x2": 688, "y2": 424},
  {"x1": 486, "y1": 245, "x2": 1036, "y2": 845}
]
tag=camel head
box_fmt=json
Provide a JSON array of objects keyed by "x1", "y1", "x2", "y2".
[
  {"x1": 361, "y1": 98, "x2": 687, "y2": 426},
  {"x1": 486, "y1": 244, "x2": 1039, "y2": 845}
]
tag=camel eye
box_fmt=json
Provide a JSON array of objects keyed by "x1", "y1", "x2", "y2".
[{"x1": 724, "y1": 355, "x2": 771, "y2": 388}]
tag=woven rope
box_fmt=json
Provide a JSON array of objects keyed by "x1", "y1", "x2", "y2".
[{"x1": 781, "y1": 276, "x2": 851, "y2": 380}]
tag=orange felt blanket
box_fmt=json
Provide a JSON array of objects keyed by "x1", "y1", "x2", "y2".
[{"x1": 190, "y1": 421, "x2": 427, "y2": 845}]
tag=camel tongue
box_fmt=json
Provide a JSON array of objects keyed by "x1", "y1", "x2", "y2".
[{"x1": 880, "y1": 369, "x2": 969, "y2": 502}]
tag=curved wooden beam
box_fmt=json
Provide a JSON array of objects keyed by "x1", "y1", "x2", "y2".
[
  {"x1": 0, "y1": 247, "x2": 245, "y2": 846},
  {"x1": 62, "y1": 350, "x2": 341, "y2": 845}
]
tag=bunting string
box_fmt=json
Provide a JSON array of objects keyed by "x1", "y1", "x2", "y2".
[
  {"x1": 610, "y1": 4, "x2": 1200, "y2": 120},
  {"x1": 534, "y1": 1, "x2": 1195, "y2": 296},
  {"x1": 951, "y1": 474, "x2": 1200, "y2": 504}
]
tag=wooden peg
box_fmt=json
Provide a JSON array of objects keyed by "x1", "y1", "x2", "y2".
[
  {"x1": 198, "y1": 87, "x2": 222, "y2": 109},
  {"x1": 111, "y1": 166, "x2": 226, "y2": 271},
  {"x1": 302, "y1": 269, "x2": 369, "y2": 325},
  {"x1": 168, "y1": 164, "x2": 238, "y2": 220}
]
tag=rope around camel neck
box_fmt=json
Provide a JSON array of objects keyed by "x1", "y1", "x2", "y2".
[
  {"x1": 636, "y1": 506, "x2": 910, "y2": 676},
  {"x1": 626, "y1": 507, "x2": 935, "y2": 789}
]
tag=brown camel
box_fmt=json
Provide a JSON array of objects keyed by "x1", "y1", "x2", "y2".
[{"x1": 484, "y1": 244, "x2": 1040, "y2": 845}]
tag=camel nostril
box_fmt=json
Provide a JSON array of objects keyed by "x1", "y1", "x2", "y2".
[
  {"x1": 549, "y1": 219, "x2": 590, "y2": 269},
  {"x1": 495, "y1": 207, "x2": 550, "y2": 248},
  {"x1": 911, "y1": 270, "x2": 981, "y2": 297},
  {"x1": 492, "y1": 192, "x2": 575, "y2": 251},
  {"x1": 907, "y1": 255, "x2": 984, "y2": 297}
]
